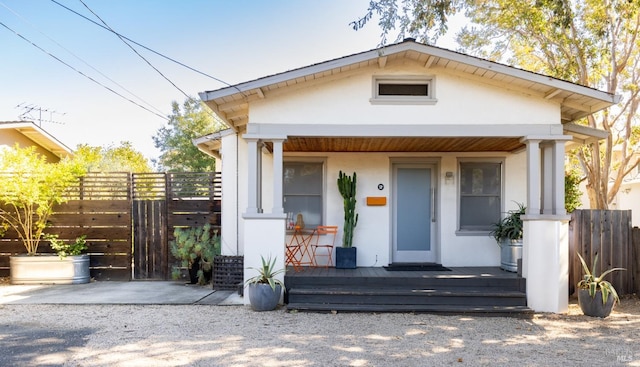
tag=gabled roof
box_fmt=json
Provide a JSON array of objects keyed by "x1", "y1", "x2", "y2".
[
  {"x1": 0, "y1": 121, "x2": 73, "y2": 159},
  {"x1": 199, "y1": 39, "x2": 620, "y2": 132}
]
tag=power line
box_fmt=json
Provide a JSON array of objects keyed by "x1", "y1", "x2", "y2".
[
  {"x1": 78, "y1": 0, "x2": 191, "y2": 100},
  {"x1": 0, "y1": 0, "x2": 166, "y2": 116},
  {"x1": 0, "y1": 20, "x2": 169, "y2": 121},
  {"x1": 50, "y1": 0, "x2": 233, "y2": 88}
]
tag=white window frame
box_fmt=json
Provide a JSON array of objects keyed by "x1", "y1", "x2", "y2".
[
  {"x1": 370, "y1": 75, "x2": 437, "y2": 105},
  {"x1": 283, "y1": 158, "x2": 326, "y2": 228},
  {"x1": 456, "y1": 158, "x2": 504, "y2": 235}
]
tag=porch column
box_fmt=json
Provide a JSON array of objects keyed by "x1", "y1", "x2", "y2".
[
  {"x1": 241, "y1": 133, "x2": 288, "y2": 306},
  {"x1": 521, "y1": 135, "x2": 572, "y2": 313},
  {"x1": 245, "y1": 137, "x2": 261, "y2": 214},
  {"x1": 551, "y1": 140, "x2": 566, "y2": 215},
  {"x1": 523, "y1": 139, "x2": 541, "y2": 215},
  {"x1": 271, "y1": 139, "x2": 285, "y2": 214}
]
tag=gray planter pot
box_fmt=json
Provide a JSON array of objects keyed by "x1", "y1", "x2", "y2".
[
  {"x1": 10, "y1": 254, "x2": 90, "y2": 285},
  {"x1": 500, "y1": 239, "x2": 522, "y2": 272},
  {"x1": 248, "y1": 283, "x2": 282, "y2": 311},
  {"x1": 578, "y1": 289, "x2": 615, "y2": 318}
]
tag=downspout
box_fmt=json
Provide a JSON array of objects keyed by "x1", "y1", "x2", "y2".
[{"x1": 236, "y1": 133, "x2": 239, "y2": 255}]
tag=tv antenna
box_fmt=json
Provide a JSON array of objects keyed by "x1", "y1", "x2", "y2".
[{"x1": 15, "y1": 103, "x2": 66, "y2": 127}]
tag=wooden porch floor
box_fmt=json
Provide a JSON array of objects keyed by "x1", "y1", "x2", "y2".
[{"x1": 285, "y1": 266, "x2": 519, "y2": 279}]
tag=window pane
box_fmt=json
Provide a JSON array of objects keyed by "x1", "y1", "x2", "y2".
[
  {"x1": 459, "y1": 162, "x2": 501, "y2": 230},
  {"x1": 283, "y1": 195, "x2": 322, "y2": 228},
  {"x1": 460, "y1": 196, "x2": 500, "y2": 229},
  {"x1": 283, "y1": 162, "x2": 323, "y2": 227},
  {"x1": 284, "y1": 163, "x2": 322, "y2": 195},
  {"x1": 379, "y1": 83, "x2": 429, "y2": 96}
]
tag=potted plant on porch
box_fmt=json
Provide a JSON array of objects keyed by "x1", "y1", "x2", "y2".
[
  {"x1": 0, "y1": 145, "x2": 88, "y2": 284},
  {"x1": 576, "y1": 253, "x2": 625, "y2": 318},
  {"x1": 336, "y1": 171, "x2": 359, "y2": 269},
  {"x1": 245, "y1": 255, "x2": 285, "y2": 311},
  {"x1": 490, "y1": 202, "x2": 525, "y2": 273}
]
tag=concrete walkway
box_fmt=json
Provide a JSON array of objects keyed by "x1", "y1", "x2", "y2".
[{"x1": 0, "y1": 281, "x2": 243, "y2": 305}]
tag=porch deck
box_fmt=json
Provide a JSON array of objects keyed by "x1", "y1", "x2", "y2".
[{"x1": 284, "y1": 266, "x2": 532, "y2": 316}]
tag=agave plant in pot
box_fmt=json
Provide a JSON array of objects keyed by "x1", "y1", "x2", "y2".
[
  {"x1": 576, "y1": 253, "x2": 626, "y2": 318},
  {"x1": 245, "y1": 255, "x2": 285, "y2": 311},
  {"x1": 489, "y1": 203, "x2": 525, "y2": 273}
]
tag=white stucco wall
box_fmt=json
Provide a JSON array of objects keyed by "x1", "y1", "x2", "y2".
[{"x1": 249, "y1": 64, "x2": 560, "y2": 126}]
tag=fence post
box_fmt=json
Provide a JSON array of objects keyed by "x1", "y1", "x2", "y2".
[{"x1": 634, "y1": 227, "x2": 640, "y2": 295}]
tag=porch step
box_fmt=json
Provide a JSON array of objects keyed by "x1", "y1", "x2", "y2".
[
  {"x1": 284, "y1": 267, "x2": 531, "y2": 316},
  {"x1": 287, "y1": 287, "x2": 527, "y2": 306},
  {"x1": 285, "y1": 302, "x2": 534, "y2": 317}
]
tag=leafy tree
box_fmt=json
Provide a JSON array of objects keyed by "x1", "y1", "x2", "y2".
[
  {"x1": 0, "y1": 145, "x2": 86, "y2": 254},
  {"x1": 74, "y1": 142, "x2": 151, "y2": 173},
  {"x1": 354, "y1": 0, "x2": 640, "y2": 209},
  {"x1": 153, "y1": 97, "x2": 223, "y2": 172}
]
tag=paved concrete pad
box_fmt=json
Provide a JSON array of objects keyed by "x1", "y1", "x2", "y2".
[{"x1": 0, "y1": 281, "x2": 241, "y2": 305}]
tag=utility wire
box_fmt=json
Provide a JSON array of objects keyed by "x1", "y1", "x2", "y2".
[
  {"x1": 0, "y1": 1, "x2": 165, "y2": 116},
  {"x1": 51, "y1": 0, "x2": 233, "y2": 89},
  {"x1": 0, "y1": 20, "x2": 169, "y2": 120},
  {"x1": 78, "y1": 0, "x2": 191, "y2": 100}
]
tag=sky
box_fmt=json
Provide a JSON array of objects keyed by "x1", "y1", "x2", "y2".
[{"x1": 0, "y1": 0, "x2": 460, "y2": 161}]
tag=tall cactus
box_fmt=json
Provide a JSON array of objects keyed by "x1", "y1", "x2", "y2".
[{"x1": 338, "y1": 170, "x2": 359, "y2": 248}]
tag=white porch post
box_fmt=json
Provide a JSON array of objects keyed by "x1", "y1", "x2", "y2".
[
  {"x1": 271, "y1": 139, "x2": 285, "y2": 214},
  {"x1": 521, "y1": 136, "x2": 571, "y2": 313},
  {"x1": 245, "y1": 138, "x2": 260, "y2": 215},
  {"x1": 241, "y1": 134, "x2": 288, "y2": 306}
]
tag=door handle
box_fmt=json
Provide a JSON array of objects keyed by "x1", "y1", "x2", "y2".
[{"x1": 431, "y1": 187, "x2": 436, "y2": 222}]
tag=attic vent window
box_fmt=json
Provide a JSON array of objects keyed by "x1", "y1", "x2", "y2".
[{"x1": 371, "y1": 76, "x2": 437, "y2": 105}]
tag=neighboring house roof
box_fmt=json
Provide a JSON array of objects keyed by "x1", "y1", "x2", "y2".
[
  {"x1": 0, "y1": 121, "x2": 73, "y2": 159},
  {"x1": 199, "y1": 39, "x2": 620, "y2": 133}
]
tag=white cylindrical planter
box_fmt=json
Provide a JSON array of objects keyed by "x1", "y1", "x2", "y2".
[{"x1": 10, "y1": 254, "x2": 90, "y2": 285}]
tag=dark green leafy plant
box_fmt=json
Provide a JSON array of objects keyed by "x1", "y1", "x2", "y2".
[
  {"x1": 245, "y1": 255, "x2": 285, "y2": 291},
  {"x1": 490, "y1": 203, "x2": 526, "y2": 243},
  {"x1": 45, "y1": 234, "x2": 88, "y2": 259},
  {"x1": 170, "y1": 223, "x2": 220, "y2": 285},
  {"x1": 337, "y1": 171, "x2": 358, "y2": 248},
  {"x1": 577, "y1": 253, "x2": 625, "y2": 305}
]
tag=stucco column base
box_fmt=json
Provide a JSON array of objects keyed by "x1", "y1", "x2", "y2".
[
  {"x1": 242, "y1": 215, "x2": 286, "y2": 305},
  {"x1": 523, "y1": 217, "x2": 569, "y2": 313}
]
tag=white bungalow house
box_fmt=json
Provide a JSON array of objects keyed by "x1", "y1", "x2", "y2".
[{"x1": 195, "y1": 39, "x2": 619, "y2": 313}]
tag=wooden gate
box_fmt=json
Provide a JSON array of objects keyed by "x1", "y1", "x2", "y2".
[
  {"x1": 132, "y1": 172, "x2": 221, "y2": 280},
  {"x1": 568, "y1": 210, "x2": 637, "y2": 295}
]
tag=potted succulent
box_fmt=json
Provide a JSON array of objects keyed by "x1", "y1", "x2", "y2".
[
  {"x1": 245, "y1": 255, "x2": 285, "y2": 311},
  {"x1": 490, "y1": 202, "x2": 525, "y2": 273},
  {"x1": 576, "y1": 253, "x2": 626, "y2": 318},
  {"x1": 336, "y1": 171, "x2": 359, "y2": 269},
  {"x1": 170, "y1": 223, "x2": 220, "y2": 285}
]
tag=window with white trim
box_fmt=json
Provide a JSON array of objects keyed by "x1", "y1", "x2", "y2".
[
  {"x1": 283, "y1": 161, "x2": 323, "y2": 227},
  {"x1": 371, "y1": 76, "x2": 436, "y2": 105},
  {"x1": 459, "y1": 161, "x2": 502, "y2": 231}
]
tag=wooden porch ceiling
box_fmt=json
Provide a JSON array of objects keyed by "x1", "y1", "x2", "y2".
[{"x1": 275, "y1": 137, "x2": 524, "y2": 152}]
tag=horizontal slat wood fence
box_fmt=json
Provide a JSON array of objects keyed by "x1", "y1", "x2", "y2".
[
  {"x1": 1, "y1": 172, "x2": 221, "y2": 281},
  {"x1": 569, "y1": 210, "x2": 638, "y2": 296}
]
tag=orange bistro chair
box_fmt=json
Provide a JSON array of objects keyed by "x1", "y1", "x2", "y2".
[
  {"x1": 285, "y1": 225, "x2": 305, "y2": 272},
  {"x1": 311, "y1": 225, "x2": 338, "y2": 268}
]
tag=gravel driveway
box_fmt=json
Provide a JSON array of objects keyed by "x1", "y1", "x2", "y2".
[{"x1": 0, "y1": 297, "x2": 639, "y2": 367}]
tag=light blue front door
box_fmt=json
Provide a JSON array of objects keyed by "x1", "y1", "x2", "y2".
[{"x1": 393, "y1": 164, "x2": 436, "y2": 263}]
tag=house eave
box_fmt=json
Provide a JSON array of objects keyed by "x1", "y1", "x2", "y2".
[{"x1": 0, "y1": 121, "x2": 73, "y2": 159}]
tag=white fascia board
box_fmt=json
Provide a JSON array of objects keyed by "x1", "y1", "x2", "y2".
[
  {"x1": 0, "y1": 121, "x2": 73, "y2": 157},
  {"x1": 563, "y1": 123, "x2": 609, "y2": 140},
  {"x1": 246, "y1": 122, "x2": 565, "y2": 138}
]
